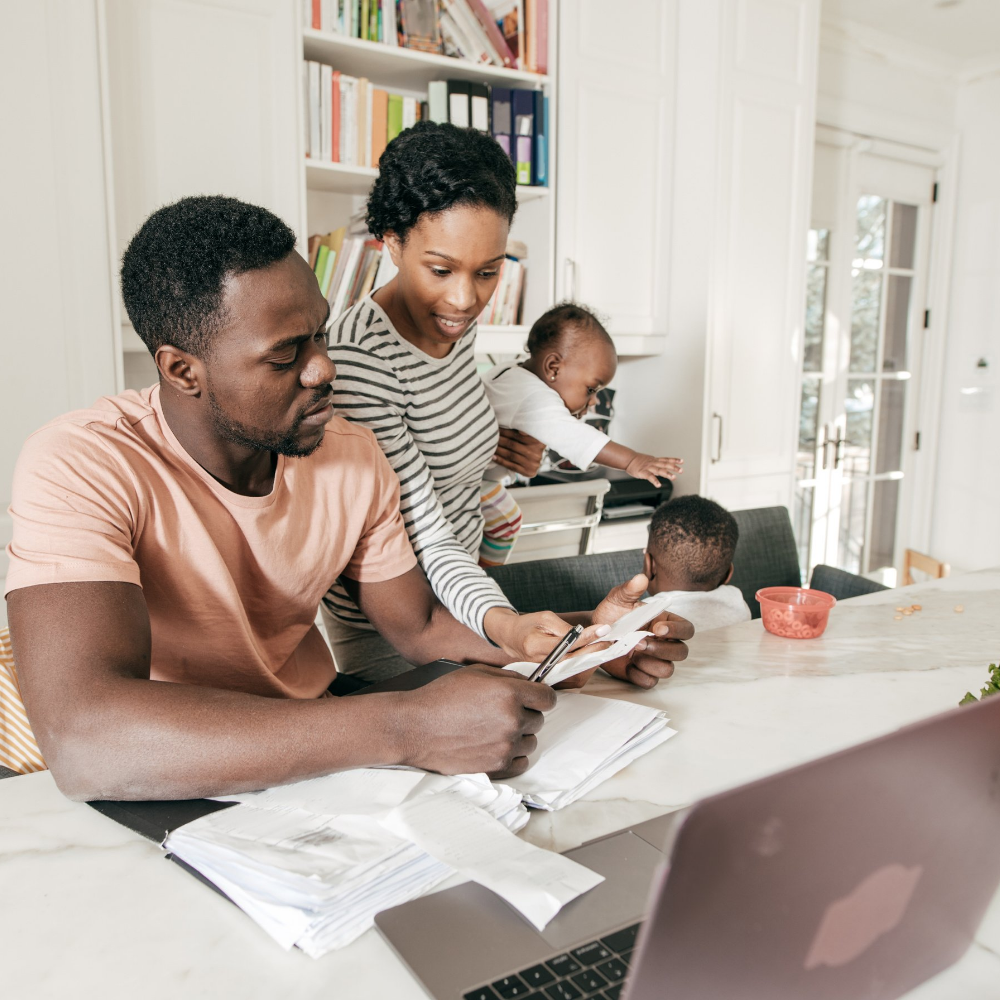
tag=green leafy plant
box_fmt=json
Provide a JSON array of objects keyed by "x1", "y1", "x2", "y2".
[{"x1": 960, "y1": 663, "x2": 1000, "y2": 705}]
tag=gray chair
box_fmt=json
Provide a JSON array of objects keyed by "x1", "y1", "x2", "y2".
[
  {"x1": 486, "y1": 548, "x2": 644, "y2": 614},
  {"x1": 728, "y1": 506, "x2": 801, "y2": 618},
  {"x1": 486, "y1": 505, "x2": 802, "y2": 620},
  {"x1": 810, "y1": 564, "x2": 889, "y2": 600}
]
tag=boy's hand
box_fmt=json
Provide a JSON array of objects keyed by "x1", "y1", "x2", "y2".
[{"x1": 625, "y1": 453, "x2": 684, "y2": 487}]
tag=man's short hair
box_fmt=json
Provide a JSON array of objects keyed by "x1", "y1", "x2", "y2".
[
  {"x1": 648, "y1": 495, "x2": 739, "y2": 587},
  {"x1": 120, "y1": 195, "x2": 298, "y2": 359}
]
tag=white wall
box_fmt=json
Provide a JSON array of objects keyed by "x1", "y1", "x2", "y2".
[
  {"x1": 929, "y1": 71, "x2": 1000, "y2": 571},
  {"x1": 0, "y1": 1, "x2": 120, "y2": 615}
]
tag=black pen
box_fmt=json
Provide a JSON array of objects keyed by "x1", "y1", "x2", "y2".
[{"x1": 529, "y1": 624, "x2": 584, "y2": 683}]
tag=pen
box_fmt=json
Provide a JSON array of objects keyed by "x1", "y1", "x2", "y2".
[{"x1": 529, "y1": 624, "x2": 584, "y2": 683}]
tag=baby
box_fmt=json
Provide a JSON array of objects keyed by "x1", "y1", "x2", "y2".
[
  {"x1": 482, "y1": 303, "x2": 683, "y2": 486},
  {"x1": 642, "y1": 495, "x2": 751, "y2": 632}
]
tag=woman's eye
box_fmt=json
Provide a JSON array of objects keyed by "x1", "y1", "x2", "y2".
[
  {"x1": 479, "y1": 270, "x2": 500, "y2": 279},
  {"x1": 431, "y1": 267, "x2": 450, "y2": 276}
]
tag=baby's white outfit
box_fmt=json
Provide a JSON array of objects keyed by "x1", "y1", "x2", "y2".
[
  {"x1": 482, "y1": 363, "x2": 609, "y2": 480},
  {"x1": 644, "y1": 585, "x2": 751, "y2": 632}
]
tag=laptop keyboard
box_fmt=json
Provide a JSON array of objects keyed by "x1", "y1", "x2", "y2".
[{"x1": 462, "y1": 922, "x2": 641, "y2": 1000}]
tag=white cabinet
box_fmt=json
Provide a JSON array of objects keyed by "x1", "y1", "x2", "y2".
[
  {"x1": 555, "y1": 0, "x2": 676, "y2": 345},
  {"x1": 703, "y1": 0, "x2": 820, "y2": 507}
]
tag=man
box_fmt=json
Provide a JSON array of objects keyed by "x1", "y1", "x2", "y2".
[{"x1": 5, "y1": 196, "x2": 690, "y2": 802}]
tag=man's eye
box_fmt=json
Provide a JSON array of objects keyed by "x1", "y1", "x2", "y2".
[{"x1": 271, "y1": 359, "x2": 296, "y2": 370}]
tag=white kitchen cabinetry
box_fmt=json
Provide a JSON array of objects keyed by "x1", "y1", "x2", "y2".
[
  {"x1": 555, "y1": 0, "x2": 676, "y2": 354},
  {"x1": 703, "y1": 0, "x2": 820, "y2": 508}
]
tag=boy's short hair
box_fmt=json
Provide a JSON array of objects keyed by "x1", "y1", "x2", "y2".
[{"x1": 648, "y1": 495, "x2": 739, "y2": 587}]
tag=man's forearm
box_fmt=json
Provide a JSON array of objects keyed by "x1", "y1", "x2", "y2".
[{"x1": 43, "y1": 679, "x2": 411, "y2": 802}]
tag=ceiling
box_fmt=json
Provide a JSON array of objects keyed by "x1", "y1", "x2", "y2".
[{"x1": 823, "y1": 0, "x2": 1000, "y2": 66}]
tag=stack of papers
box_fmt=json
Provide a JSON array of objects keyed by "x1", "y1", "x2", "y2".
[
  {"x1": 164, "y1": 768, "x2": 602, "y2": 957},
  {"x1": 503, "y1": 692, "x2": 676, "y2": 810}
]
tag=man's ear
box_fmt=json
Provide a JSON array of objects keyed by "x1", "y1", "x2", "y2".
[
  {"x1": 155, "y1": 345, "x2": 203, "y2": 398},
  {"x1": 722, "y1": 563, "x2": 734, "y2": 585},
  {"x1": 383, "y1": 229, "x2": 404, "y2": 267}
]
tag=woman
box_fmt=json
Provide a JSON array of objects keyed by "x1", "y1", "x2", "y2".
[{"x1": 322, "y1": 120, "x2": 561, "y2": 679}]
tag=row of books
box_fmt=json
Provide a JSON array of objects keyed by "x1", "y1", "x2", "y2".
[
  {"x1": 305, "y1": 67, "x2": 547, "y2": 186},
  {"x1": 304, "y1": 62, "x2": 425, "y2": 167},
  {"x1": 306, "y1": 0, "x2": 548, "y2": 74},
  {"x1": 308, "y1": 226, "x2": 390, "y2": 318},
  {"x1": 477, "y1": 251, "x2": 526, "y2": 327},
  {"x1": 308, "y1": 222, "x2": 526, "y2": 327}
]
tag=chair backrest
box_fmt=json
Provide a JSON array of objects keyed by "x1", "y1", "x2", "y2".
[
  {"x1": 487, "y1": 505, "x2": 800, "y2": 620},
  {"x1": 728, "y1": 506, "x2": 801, "y2": 618},
  {"x1": 505, "y1": 479, "x2": 611, "y2": 563},
  {"x1": 486, "y1": 548, "x2": 645, "y2": 614},
  {"x1": 902, "y1": 548, "x2": 950, "y2": 586},
  {"x1": 810, "y1": 564, "x2": 889, "y2": 601}
]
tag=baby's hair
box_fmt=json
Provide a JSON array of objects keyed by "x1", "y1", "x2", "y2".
[
  {"x1": 648, "y1": 495, "x2": 739, "y2": 587},
  {"x1": 526, "y1": 302, "x2": 614, "y2": 355}
]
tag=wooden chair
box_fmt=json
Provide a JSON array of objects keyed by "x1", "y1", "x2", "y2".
[{"x1": 902, "y1": 549, "x2": 950, "y2": 587}]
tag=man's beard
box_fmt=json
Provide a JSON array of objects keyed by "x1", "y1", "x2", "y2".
[{"x1": 207, "y1": 386, "x2": 331, "y2": 458}]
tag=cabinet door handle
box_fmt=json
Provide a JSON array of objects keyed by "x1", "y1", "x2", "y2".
[
  {"x1": 564, "y1": 258, "x2": 577, "y2": 301},
  {"x1": 711, "y1": 412, "x2": 723, "y2": 464}
]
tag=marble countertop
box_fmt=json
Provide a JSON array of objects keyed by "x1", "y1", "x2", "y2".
[{"x1": 3, "y1": 570, "x2": 1000, "y2": 999}]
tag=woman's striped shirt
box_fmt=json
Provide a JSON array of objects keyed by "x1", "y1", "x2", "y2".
[{"x1": 323, "y1": 298, "x2": 513, "y2": 637}]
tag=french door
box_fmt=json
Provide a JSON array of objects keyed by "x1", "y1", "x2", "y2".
[{"x1": 795, "y1": 140, "x2": 936, "y2": 581}]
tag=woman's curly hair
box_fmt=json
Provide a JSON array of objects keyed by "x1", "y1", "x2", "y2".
[{"x1": 366, "y1": 120, "x2": 517, "y2": 241}]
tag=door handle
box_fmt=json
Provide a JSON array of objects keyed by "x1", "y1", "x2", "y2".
[
  {"x1": 564, "y1": 258, "x2": 577, "y2": 301},
  {"x1": 711, "y1": 412, "x2": 723, "y2": 464}
]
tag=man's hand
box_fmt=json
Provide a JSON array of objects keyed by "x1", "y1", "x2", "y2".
[
  {"x1": 484, "y1": 606, "x2": 610, "y2": 663},
  {"x1": 588, "y1": 574, "x2": 694, "y2": 689},
  {"x1": 494, "y1": 428, "x2": 546, "y2": 477},
  {"x1": 400, "y1": 665, "x2": 557, "y2": 778},
  {"x1": 624, "y1": 453, "x2": 684, "y2": 487}
]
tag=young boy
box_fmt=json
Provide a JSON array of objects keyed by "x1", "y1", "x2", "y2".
[
  {"x1": 482, "y1": 303, "x2": 683, "y2": 486},
  {"x1": 642, "y1": 495, "x2": 751, "y2": 632}
]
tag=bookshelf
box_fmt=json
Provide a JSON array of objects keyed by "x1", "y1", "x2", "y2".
[{"x1": 297, "y1": 8, "x2": 557, "y2": 356}]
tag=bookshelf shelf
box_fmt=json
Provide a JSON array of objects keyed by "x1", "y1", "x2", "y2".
[
  {"x1": 302, "y1": 29, "x2": 549, "y2": 93},
  {"x1": 305, "y1": 159, "x2": 549, "y2": 200}
]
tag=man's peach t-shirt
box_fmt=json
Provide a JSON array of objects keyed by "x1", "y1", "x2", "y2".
[{"x1": 5, "y1": 385, "x2": 416, "y2": 699}]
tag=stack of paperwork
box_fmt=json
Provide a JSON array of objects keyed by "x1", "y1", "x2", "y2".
[
  {"x1": 164, "y1": 769, "x2": 601, "y2": 957},
  {"x1": 163, "y1": 683, "x2": 676, "y2": 956}
]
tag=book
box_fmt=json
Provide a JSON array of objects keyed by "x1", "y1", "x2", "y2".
[
  {"x1": 490, "y1": 86, "x2": 513, "y2": 160},
  {"x1": 447, "y1": 79, "x2": 471, "y2": 127},
  {"x1": 532, "y1": 88, "x2": 546, "y2": 185},
  {"x1": 371, "y1": 87, "x2": 389, "y2": 166},
  {"x1": 470, "y1": 82, "x2": 490, "y2": 133},
  {"x1": 512, "y1": 88, "x2": 534, "y2": 184},
  {"x1": 331, "y1": 70, "x2": 341, "y2": 163},
  {"x1": 465, "y1": 0, "x2": 516, "y2": 68},
  {"x1": 387, "y1": 93, "x2": 404, "y2": 142},
  {"x1": 320, "y1": 64, "x2": 333, "y2": 161},
  {"x1": 308, "y1": 62, "x2": 321, "y2": 159},
  {"x1": 427, "y1": 80, "x2": 448, "y2": 124}
]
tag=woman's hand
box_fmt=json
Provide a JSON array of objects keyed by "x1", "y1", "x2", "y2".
[
  {"x1": 494, "y1": 428, "x2": 546, "y2": 478},
  {"x1": 624, "y1": 453, "x2": 684, "y2": 487},
  {"x1": 483, "y1": 607, "x2": 610, "y2": 664}
]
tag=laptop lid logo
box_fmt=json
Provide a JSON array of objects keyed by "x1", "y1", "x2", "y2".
[{"x1": 804, "y1": 863, "x2": 923, "y2": 970}]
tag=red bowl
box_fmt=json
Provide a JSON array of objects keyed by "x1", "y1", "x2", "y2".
[{"x1": 756, "y1": 587, "x2": 836, "y2": 639}]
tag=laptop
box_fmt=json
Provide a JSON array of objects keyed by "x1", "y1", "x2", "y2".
[{"x1": 375, "y1": 691, "x2": 1000, "y2": 1000}]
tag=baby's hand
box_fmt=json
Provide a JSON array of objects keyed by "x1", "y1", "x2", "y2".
[{"x1": 625, "y1": 454, "x2": 684, "y2": 487}]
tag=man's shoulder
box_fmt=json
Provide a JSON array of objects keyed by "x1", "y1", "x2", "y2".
[
  {"x1": 19, "y1": 388, "x2": 158, "y2": 463},
  {"x1": 311, "y1": 416, "x2": 385, "y2": 466}
]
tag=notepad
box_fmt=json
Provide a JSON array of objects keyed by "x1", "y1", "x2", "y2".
[{"x1": 503, "y1": 630, "x2": 651, "y2": 686}]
